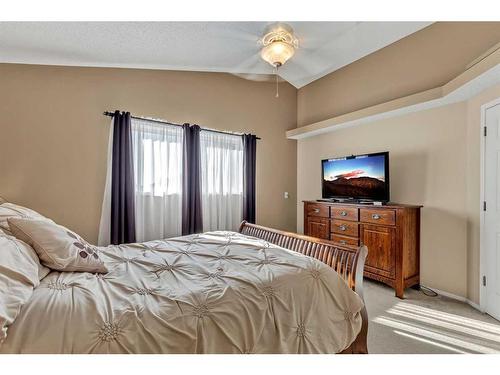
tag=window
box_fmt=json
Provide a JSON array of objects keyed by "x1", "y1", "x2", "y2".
[
  {"x1": 131, "y1": 118, "x2": 183, "y2": 241},
  {"x1": 200, "y1": 131, "x2": 244, "y2": 232},
  {"x1": 98, "y1": 113, "x2": 254, "y2": 246},
  {"x1": 131, "y1": 118, "x2": 245, "y2": 239}
]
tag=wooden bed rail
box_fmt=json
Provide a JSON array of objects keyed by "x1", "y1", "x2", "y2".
[{"x1": 238, "y1": 221, "x2": 368, "y2": 299}]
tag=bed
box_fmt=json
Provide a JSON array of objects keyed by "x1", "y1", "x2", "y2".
[{"x1": 0, "y1": 213, "x2": 368, "y2": 354}]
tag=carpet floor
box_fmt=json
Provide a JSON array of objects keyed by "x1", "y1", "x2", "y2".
[{"x1": 364, "y1": 280, "x2": 500, "y2": 353}]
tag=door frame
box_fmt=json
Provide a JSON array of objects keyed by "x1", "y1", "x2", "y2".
[{"x1": 479, "y1": 97, "x2": 500, "y2": 312}]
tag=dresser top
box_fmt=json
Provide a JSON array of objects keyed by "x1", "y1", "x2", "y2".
[{"x1": 303, "y1": 200, "x2": 423, "y2": 209}]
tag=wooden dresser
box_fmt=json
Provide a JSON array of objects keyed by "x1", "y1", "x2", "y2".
[{"x1": 303, "y1": 200, "x2": 422, "y2": 298}]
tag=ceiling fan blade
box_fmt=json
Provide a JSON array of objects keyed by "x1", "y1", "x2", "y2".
[
  {"x1": 202, "y1": 22, "x2": 266, "y2": 44},
  {"x1": 228, "y1": 53, "x2": 263, "y2": 72},
  {"x1": 228, "y1": 53, "x2": 288, "y2": 83}
]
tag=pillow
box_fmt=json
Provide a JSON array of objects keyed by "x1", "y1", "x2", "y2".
[
  {"x1": 0, "y1": 234, "x2": 50, "y2": 345},
  {"x1": 7, "y1": 218, "x2": 108, "y2": 273},
  {"x1": 0, "y1": 202, "x2": 50, "y2": 236}
]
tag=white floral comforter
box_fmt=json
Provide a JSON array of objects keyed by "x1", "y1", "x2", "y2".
[{"x1": 0, "y1": 231, "x2": 364, "y2": 354}]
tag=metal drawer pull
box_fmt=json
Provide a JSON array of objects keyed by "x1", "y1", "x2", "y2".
[
  {"x1": 340, "y1": 211, "x2": 347, "y2": 216},
  {"x1": 339, "y1": 240, "x2": 347, "y2": 245},
  {"x1": 339, "y1": 225, "x2": 347, "y2": 231},
  {"x1": 313, "y1": 208, "x2": 320, "y2": 213},
  {"x1": 372, "y1": 214, "x2": 381, "y2": 220}
]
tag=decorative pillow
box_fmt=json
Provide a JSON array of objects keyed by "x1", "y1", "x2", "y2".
[
  {"x1": 0, "y1": 202, "x2": 51, "y2": 236},
  {"x1": 7, "y1": 218, "x2": 108, "y2": 273},
  {"x1": 0, "y1": 234, "x2": 50, "y2": 344}
]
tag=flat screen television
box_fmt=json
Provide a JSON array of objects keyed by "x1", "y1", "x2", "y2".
[{"x1": 321, "y1": 151, "x2": 390, "y2": 202}]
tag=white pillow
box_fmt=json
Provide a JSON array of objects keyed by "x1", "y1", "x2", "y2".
[
  {"x1": 8, "y1": 218, "x2": 108, "y2": 273},
  {"x1": 0, "y1": 234, "x2": 50, "y2": 345},
  {"x1": 0, "y1": 202, "x2": 50, "y2": 236}
]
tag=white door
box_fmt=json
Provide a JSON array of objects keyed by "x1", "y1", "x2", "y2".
[{"x1": 484, "y1": 101, "x2": 500, "y2": 321}]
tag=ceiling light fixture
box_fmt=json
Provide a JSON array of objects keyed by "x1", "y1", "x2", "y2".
[{"x1": 260, "y1": 23, "x2": 298, "y2": 98}]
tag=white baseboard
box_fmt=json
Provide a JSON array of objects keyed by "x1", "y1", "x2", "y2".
[
  {"x1": 468, "y1": 300, "x2": 483, "y2": 311},
  {"x1": 421, "y1": 285, "x2": 484, "y2": 313}
]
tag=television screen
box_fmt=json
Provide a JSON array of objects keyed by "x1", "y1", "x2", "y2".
[{"x1": 322, "y1": 152, "x2": 389, "y2": 201}]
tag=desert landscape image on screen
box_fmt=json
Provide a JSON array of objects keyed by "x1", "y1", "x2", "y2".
[{"x1": 322, "y1": 155, "x2": 386, "y2": 199}]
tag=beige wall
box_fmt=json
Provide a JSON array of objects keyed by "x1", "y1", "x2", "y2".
[
  {"x1": 297, "y1": 22, "x2": 500, "y2": 127},
  {"x1": 0, "y1": 63, "x2": 298, "y2": 243},
  {"x1": 296, "y1": 84, "x2": 500, "y2": 301}
]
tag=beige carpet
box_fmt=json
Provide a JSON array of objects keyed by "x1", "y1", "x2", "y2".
[{"x1": 364, "y1": 280, "x2": 500, "y2": 353}]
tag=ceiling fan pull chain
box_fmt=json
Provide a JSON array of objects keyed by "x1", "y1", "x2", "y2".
[{"x1": 275, "y1": 64, "x2": 279, "y2": 98}]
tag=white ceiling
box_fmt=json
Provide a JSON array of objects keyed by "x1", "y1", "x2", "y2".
[{"x1": 0, "y1": 22, "x2": 431, "y2": 88}]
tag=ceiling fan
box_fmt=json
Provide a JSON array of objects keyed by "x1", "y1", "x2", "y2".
[
  {"x1": 259, "y1": 22, "x2": 299, "y2": 97},
  {"x1": 230, "y1": 22, "x2": 301, "y2": 98}
]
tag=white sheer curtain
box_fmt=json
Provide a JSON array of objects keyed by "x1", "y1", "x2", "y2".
[
  {"x1": 200, "y1": 131, "x2": 244, "y2": 232},
  {"x1": 132, "y1": 118, "x2": 183, "y2": 241},
  {"x1": 97, "y1": 120, "x2": 114, "y2": 246}
]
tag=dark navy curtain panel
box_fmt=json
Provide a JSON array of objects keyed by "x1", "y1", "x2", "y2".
[
  {"x1": 242, "y1": 134, "x2": 257, "y2": 223},
  {"x1": 181, "y1": 124, "x2": 203, "y2": 235},
  {"x1": 110, "y1": 110, "x2": 136, "y2": 244}
]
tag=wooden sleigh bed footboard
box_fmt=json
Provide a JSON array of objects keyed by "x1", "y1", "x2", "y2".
[{"x1": 238, "y1": 221, "x2": 369, "y2": 354}]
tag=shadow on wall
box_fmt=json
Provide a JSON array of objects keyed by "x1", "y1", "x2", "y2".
[
  {"x1": 465, "y1": 215, "x2": 480, "y2": 302},
  {"x1": 392, "y1": 150, "x2": 467, "y2": 295},
  {"x1": 419, "y1": 206, "x2": 468, "y2": 295}
]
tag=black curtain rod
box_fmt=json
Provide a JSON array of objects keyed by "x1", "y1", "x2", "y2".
[{"x1": 103, "y1": 111, "x2": 261, "y2": 140}]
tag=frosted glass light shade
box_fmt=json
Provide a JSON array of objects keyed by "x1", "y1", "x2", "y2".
[{"x1": 260, "y1": 41, "x2": 295, "y2": 67}]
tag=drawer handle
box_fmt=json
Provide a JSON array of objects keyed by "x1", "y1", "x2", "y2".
[
  {"x1": 340, "y1": 211, "x2": 347, "y2": 216},
  {"x1": 372, "y1": 214, "x2": 381, "y2": 220},
  {"x1": 339, "y1": 225, "x2": 347, "y2": 231},
  {"x1": 313, "y1": 208, "x2": 320, "y2": 213},
  {"x1": 339, "y1": 240, "x2": 347, "y2": 245}
]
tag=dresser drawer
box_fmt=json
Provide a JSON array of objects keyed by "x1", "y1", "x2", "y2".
[
  {"x1": 360, "y1": 208, "x2": 396, "y2": 226},
  {"x1": 331, "y1": 206, "x2": 358, "y2": 221},
  {"x1": 306, "y1": 203, "x2": 330, "y2": 218},
  {"x1": 331, "y1": 219, "x2": 359, "y2": 237},
  {"x1": 306, "y1": 217, "x2": 330, "y2": 240},
  {"x1": 331, "y1": 234, "x2": 359, "y2": 249}
]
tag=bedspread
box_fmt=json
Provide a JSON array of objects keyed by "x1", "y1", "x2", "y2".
[{"x1": 0, "y1": 231, "x2": 364, "y2": 353}]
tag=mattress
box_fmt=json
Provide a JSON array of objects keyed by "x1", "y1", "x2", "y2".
[{"x1": 0, "y1": 231, "x2": 364, "y2": 353}]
